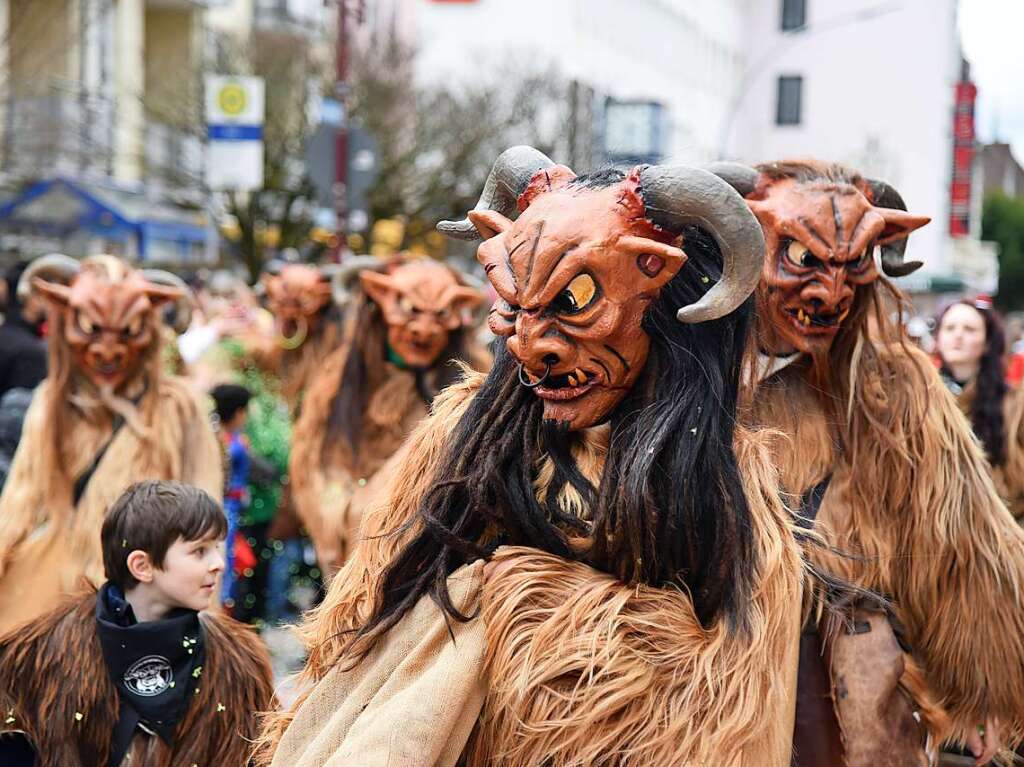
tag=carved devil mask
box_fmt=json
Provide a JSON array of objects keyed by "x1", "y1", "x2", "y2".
[
  {"x1": 359, "y1": 259, "x2": 483, "y2": 370},
  {"x1": 22, "y1": 254, "x2": 188, "y2": 392},
  {"x1": 707, "y1": 162, "x2": 930, "y2": 358},
  {"x1": 262, "y1": 264, "x2": 334, "y2": 350},
  {"x1": 438, "y1": 146, "x2": 766, "y2": 431}
]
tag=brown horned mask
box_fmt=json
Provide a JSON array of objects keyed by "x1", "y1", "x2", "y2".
[
  {"x1": 439, "y1": 145, "x2": 765, "y2": 430},
  {"x1": 261, "y1": 263, "x2": 338, "y2": 350},
  {"x1": 706, "y1": 161, "x2": 930, "y2": 358},
  {"x1": 359, "y1": 258, "x2": 484, "y2": 370},
  {"x1": 19, "y1": 254, "x2": 190, "y2": 392}
]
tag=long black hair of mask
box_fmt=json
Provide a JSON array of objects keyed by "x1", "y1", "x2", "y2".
[{"x1": 354, "y1": 218, "x2": 757, "y2": 653}]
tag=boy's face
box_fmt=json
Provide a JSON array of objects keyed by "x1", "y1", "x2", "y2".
[{"x1": 149, "y1": 535, "x2": 225, "y2": 612}]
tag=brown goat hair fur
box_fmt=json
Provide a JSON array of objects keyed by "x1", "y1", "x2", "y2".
[
  {"x1": 0, "y1": 589, "x2": 275, "y2": 766},
  {"x1": 747, "y1": 336, "x2": 1024, "y2": 747},
  {"x1": 255, "y1": 371, "x2": 807, "y2": 765}
]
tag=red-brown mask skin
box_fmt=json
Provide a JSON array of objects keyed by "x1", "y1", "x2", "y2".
[
  {"x1": 360, "y1": 260, "x2": 483, "y2": 369},
  {"x1": 471, "y1": 167, "x2": 687, "y2": 431},
  {"x1": 750, "y1": 179, "x2": 889, "y2": 357},
  {"x1": 37, "y1": 270, "x2": 178, "y2": 392},
  {"x1": 263, "y1": 264, "x2": 333, "y2": 347}
]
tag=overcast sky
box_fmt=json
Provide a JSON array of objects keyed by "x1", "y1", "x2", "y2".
[{"x1": 960, "y1": 0, "x2": 1024, "y2": 162}]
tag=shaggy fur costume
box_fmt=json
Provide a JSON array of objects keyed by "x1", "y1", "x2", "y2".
[
  {"x1": 0, "y1": 374, "x2": 221, "y2": 634},
  {"x1": 0, "y1": 589, "x2": 275, "y2": 766},
  {"x1": 746, "y1": 344, "x2": 1024, "y2": 753},
  {"x1": 955, "y1": 382, "x2": 1024, "y2": 520},
  {"x1": 256, "y1": 371, "x2": 806, "y2": 766},
  {"x1": 289, "y1": 300, "x2": 489, "y2": 575}
]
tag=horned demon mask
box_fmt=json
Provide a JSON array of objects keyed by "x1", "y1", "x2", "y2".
[
  {"x1": 19, "y1": 254, "x2": 190, "y2": 392},
  {"x1": 707, "y1": 161, "x2": 929, "y2": 357},
  {"x1": 262, "y1": 263, "x2": 337, "y2": 350},
  {"x1": 439, "y1": 146, "x2": 765, "y2": 430},
  {"x1": 359, "y1": 259, "x2": 484, "y2": 370}
]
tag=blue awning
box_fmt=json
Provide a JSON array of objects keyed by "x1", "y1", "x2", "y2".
[{"x1": 0, "y1": 177, "x2": 207, "y2": 260}]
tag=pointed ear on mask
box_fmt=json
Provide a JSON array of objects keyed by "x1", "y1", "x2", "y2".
[
  {"x1": 442, "y1": 285, "x2": 485, "y2": 328},
  {"x1": 875, "y1": 207, "x2": 931, "y2": 246},
  {"x1": 617, "y1": 236, "x2": 689, "y2": 292},
  {"x1": 359, "y1": 270, "x2": 399, "y2": 315},
  {"x1": 32, "y1": 277, "x2": 72, "y2": 308},
  {"x1": 467, "y1": 210, "x2": 513, "y2": 241}
]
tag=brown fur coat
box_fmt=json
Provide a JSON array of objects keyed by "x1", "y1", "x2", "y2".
[
  {"x1": 746, "y1": 345, "x2": 1024, "y2": 750},
  {"x1": 0, "y1": 376, "x2": 222, "y2": 634},
  {"x1": 0, "y1": 589, "x2": 275, "y2": 766},
  {"x1": 258, "y1": 371, "x2": 806, "y2": 766}
]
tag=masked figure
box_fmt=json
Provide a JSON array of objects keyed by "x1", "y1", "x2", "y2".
[
  {"x1": 289, "y1": 255, "x2": 488, "y2": 575},
  {"x1": 255, "y1": 147, "x2": 808, "y2": 767},
  {"x1": 708, "y1": 159, "x2": 1024, "y2": 764},
  {"x1": 245, "y1": 262, "x2": 348, "y2": 411},
  {"x1": 0, "y1": 255, "x2": 222, "y2": 633}
]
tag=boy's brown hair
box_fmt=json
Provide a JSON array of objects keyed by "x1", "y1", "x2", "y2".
[{"x1": 102, "y1": 480, "x2": 226, "y2": 590}]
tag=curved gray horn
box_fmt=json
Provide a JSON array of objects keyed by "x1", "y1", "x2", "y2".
[
  {"x1": 437, "y1": 145, "x2": 556, "y2": 241},
  {"x1": 323, "y1": 256, "x2": 383, "y2": 306},
  {"x1": 639, "y1": 166, "x2": 766, "y2": 324},
  {"x1": 141, "y1": 269, "x2": 194, "y2": 333},
  {"x1": 703, "y1": 161, "x2": 759, "y2": 198},
  {"x1": 17, "y1": 253, "x2": 80, "y2": 301},
  {"x1": 866, "y1": 179, "x2": 922, "y2": 278}
]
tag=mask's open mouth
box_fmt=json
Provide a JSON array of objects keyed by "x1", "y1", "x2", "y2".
[
  {"x1": 533, "y1": 368, "x2": 598, "y2": 401},
  {"x1": 785, "y1": 306, "x2": 848, "y2": 332},
  {"x1": 91, "y1": 360, "x2": 123, "y2": 378}
]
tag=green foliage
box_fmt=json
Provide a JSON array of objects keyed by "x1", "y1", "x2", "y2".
[{"x1": 983, "y1": 193, "x2": 1024, "y2": 312}]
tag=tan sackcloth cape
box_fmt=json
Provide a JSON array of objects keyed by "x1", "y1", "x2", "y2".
[
  {"x1": 956, "y1": 381, "x2": 1024, "y2": 521},
  {"x1": 747, "y1": 346, "x2": 1024, "y2": 763},
  {"x1": 0, "y1": 589, "x2": 275, "y2": 766},
  {"x1": 0, "y1": 377, "x2": 222, "y2": 633},
  {"x1": 260, "y1": 371, "x2": 805, "y2": 767}
]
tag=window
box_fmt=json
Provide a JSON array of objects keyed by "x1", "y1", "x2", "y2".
[
  {"x1": 781, "y1": 0, "x2": 806, "y2": 31},
  {"x1": 776, "y1": 76, "x2": 803, "y2": 126}
]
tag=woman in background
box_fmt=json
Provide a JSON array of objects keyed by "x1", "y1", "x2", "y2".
[{"x1": 935, "y1": 297, "x2": 1024, "y2": 520}]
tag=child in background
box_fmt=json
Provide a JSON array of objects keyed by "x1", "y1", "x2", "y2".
[
  {"x1": 0, "y1": 480, "x2": 274, "y2": 766},
  {"x1": 211, "y1": 383, "x2": 252, "y2": 608}
]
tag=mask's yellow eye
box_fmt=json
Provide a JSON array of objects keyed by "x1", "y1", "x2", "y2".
[
  {"x1": 786, "y1": 240, "x2": 820, "y2": 268},
  {"x1": 76, "y1": 311, "x2": 95, "y2": 335},
  {"x1": 556, "y1": 273, "x2": 597, "y2": 314}
]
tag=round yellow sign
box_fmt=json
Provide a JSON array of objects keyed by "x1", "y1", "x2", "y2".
[{"x1": 217, "y1": 83, "x2": 247, "y2": 116}]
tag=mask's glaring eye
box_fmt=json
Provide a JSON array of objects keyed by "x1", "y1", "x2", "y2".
[
  {"x1": 75, "y1": 311, "x2": 96, "y2": 335},
  {"x1": 552, "y1": 273, "x2": 597, "y2": 315},
  {"x1": 785, "y1": 240, "x2": 821, "y2": 269},
  {"x1": 398, "y1": 296, "x2": 417, "y2": 315},
  {"x1": 125, "y1": 315, "x2": 143, "y2": 337}
]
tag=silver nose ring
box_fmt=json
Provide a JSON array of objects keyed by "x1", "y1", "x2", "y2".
[{"x1": 518, "y1": 361, "x2": 551, "y2": 388}]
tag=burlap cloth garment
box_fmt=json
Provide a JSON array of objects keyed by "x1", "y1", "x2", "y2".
[{"x1": 270, "y1": 562, "x2": 486, "y2": 767}]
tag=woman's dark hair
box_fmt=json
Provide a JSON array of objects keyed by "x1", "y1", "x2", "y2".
[
  {"x1": 936, "y1": 300, "x2": 1008, "y2": 465},
  {"x1": 354, "y1": 171, "x2": 757, "y2": 650}
]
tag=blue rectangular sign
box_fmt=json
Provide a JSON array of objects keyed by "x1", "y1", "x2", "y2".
[{"x1": 208, "y1": 124, "x2": 263, "y2": 141}]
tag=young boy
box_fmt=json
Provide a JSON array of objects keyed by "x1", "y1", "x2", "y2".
[{"x1": 0, "y1": 480, "x2": 275, "y2": 766}]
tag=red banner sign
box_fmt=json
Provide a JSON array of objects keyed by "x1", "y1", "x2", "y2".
[{"x1": 949, "y1": 81, "x2": 977, "y2": 236}]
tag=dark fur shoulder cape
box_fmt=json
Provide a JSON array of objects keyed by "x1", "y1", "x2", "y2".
[{"x1": 0, "y1": 589, "x2": 275, "y2": 766}]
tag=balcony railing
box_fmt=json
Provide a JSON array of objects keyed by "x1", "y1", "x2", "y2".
[{"x1": 2, "y1": 81, "x2": 116, "y2": 180}]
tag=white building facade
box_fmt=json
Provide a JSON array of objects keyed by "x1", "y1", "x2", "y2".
[
  {"x1": 379, "y1": 0, "x2": 747, "y2": 166},
  {"x1": 728, "y1": 0, "x2": 994, "y2": 294}
]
